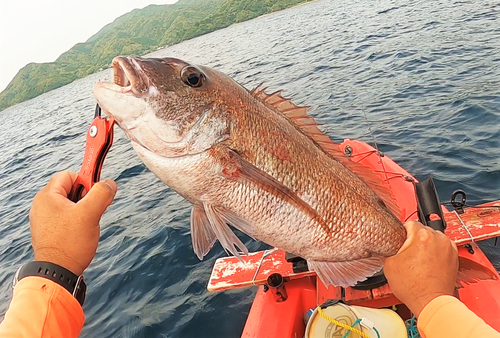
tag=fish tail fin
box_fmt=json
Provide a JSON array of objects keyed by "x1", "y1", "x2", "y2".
[
  {"x1": 308, "y1": 257, "x2": 383, "y2": 288},
  {"x1": 456, "y1": 255, "x2": 499, "y2": 287}
]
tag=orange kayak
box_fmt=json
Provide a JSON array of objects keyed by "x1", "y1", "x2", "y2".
[{"x1": 207, "y1": 140, "x2": 500, "y2": 337}]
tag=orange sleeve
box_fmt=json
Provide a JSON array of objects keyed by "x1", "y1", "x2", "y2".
[
  {"x1": 417, "y1": 295, "x2": 500, "y2": 338},
  {"x1": 0, "y1": 276, "x2": 85, "y2": 338}
]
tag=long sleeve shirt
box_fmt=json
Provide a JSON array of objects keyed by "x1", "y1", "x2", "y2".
[
  {"x1": 0, "y1": 276, "x2": 84, "y2": 338},
  {"x1": 1, "y1": 280, "x2": 500, "y2": 338},
  {"x1": 418, "y1": 295, "x2": 500, "y2": 338}
]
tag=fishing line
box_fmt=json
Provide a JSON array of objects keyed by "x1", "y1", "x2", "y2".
[
  {"x1": 361, "y1": 111, "x2": 390, "y2": 184},
  {"x1": 441, "y1": 201, "x2": 500, "y2": 210},
  {"x1": 404, "y1": 210, "x2": 419, "y2": 222}
]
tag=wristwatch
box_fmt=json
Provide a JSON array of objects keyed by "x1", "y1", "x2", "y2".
[{"x1": 12, "y1": 261, "x2": 86, "y2": 306}]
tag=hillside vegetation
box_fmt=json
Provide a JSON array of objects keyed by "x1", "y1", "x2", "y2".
[{"x1": 0, "y1": 0, "x2": 314, "y2": 111}]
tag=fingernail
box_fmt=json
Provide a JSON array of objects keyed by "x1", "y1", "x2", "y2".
[{"x1": 104, "y1": 180, "x2": 118, "y2": 194}]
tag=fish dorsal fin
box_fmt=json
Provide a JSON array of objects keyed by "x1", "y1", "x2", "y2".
[
  {"x1": 251, "y1": 84, "x2": 401, "y2": 220},
  {"x1": 251, "y1": 84, "x2": 330, "y2": 146}
]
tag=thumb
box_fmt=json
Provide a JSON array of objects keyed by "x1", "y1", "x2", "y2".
[
  {"x1": 395, "y1": 220, "x2": 422, "y2": 254},
  {"x1": 79, "y1": 180, "x2": 117, "y2": 222}
]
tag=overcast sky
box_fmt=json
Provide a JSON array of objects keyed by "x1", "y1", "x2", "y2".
[{"x1": 0, "y1": 0, "x2": 178, "y2": 92}]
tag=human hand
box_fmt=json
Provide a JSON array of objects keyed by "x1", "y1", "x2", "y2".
[
  {"x1": 29, "y1": 171, "x2": 117, "y2": 276},
  {"x1": 383, "y1": 220, "x2": 458, "y2": 317}
]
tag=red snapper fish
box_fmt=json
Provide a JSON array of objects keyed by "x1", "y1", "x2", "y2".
[{"x1": 94, "y1": 56, "x2": 407, "y2": 287}]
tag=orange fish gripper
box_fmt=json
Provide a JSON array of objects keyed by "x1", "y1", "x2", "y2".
[{"x1": 69, "y1": 104, "x2": 115, "y2": 202}]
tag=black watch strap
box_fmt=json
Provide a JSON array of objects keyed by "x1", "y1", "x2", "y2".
[{"x1": 16, "y1": 261, "x2": 86, "y2": 306}]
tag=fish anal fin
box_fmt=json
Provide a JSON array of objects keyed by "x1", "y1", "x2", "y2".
[
  {"x1": 190, "y1": 205, "x2": 217, "y2": 260},
  {"x1": 308, "y1": 257, "x2": 383, "y2": 288},
  {"x1": 203, "y1": 202, "x2": 249, "y2": 262}
]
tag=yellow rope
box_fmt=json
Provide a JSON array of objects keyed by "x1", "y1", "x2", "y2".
[{"x1": 316, "y1": 307, "x2": 370, "y2": 338}]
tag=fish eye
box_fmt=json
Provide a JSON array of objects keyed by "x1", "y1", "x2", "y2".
[{"x1": 181, "y1": 66, "x2": 205, "y2": 88}]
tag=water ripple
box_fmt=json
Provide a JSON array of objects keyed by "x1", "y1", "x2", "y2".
[{"x1": 1, "y1": 0, "x2": 500, "y2": 336}]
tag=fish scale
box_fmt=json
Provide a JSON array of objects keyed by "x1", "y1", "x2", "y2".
[{"x1": 94, "y1": 56, "x2": 406, "y2": 287}]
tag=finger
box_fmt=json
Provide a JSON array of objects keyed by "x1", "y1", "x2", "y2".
[
  {"x1": 45, "y1": 171, "x2": 79, "y2": 197},
  {"x1": 450, "y1": 239, "x2": 458, "y2": 254},
  {"x1": 403, "y1": 220, "x2": 425, "y2": 232},
  {"x1": 395, "y1": 220, "x2": 424, "y2": 254},
  {"x1": 78, "y1": 180, "x2": 117, "y2": 223}
]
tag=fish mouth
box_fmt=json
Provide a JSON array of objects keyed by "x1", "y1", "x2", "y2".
[{"x1": 110, "y1": 57, "x2": 155, "y2": 97}]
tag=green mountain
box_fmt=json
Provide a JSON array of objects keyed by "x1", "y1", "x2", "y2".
[{"x1": 0, "y1": 0, "x2": 314, "y2": 112}]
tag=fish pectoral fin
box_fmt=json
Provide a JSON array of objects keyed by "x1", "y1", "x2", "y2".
[
  {"x1": 216, "y1": 209, "x2": 257, "y2": 240},
  {"x1": 307, "y1": 257, "x2": 383, "y2": 288},
  {"x1": 190, "y1": 205, "x2": 218, "y2": 260},
  {"x1": 203, "y1": 202, "x2": 249, "y2": 262},
  {"x1": 220, "y1": 149, "x2": 328, "y2": 232}
]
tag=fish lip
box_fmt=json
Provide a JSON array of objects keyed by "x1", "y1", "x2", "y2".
[{"x1": 112, "y1": 57, "x2": 154, "y2": 97}]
